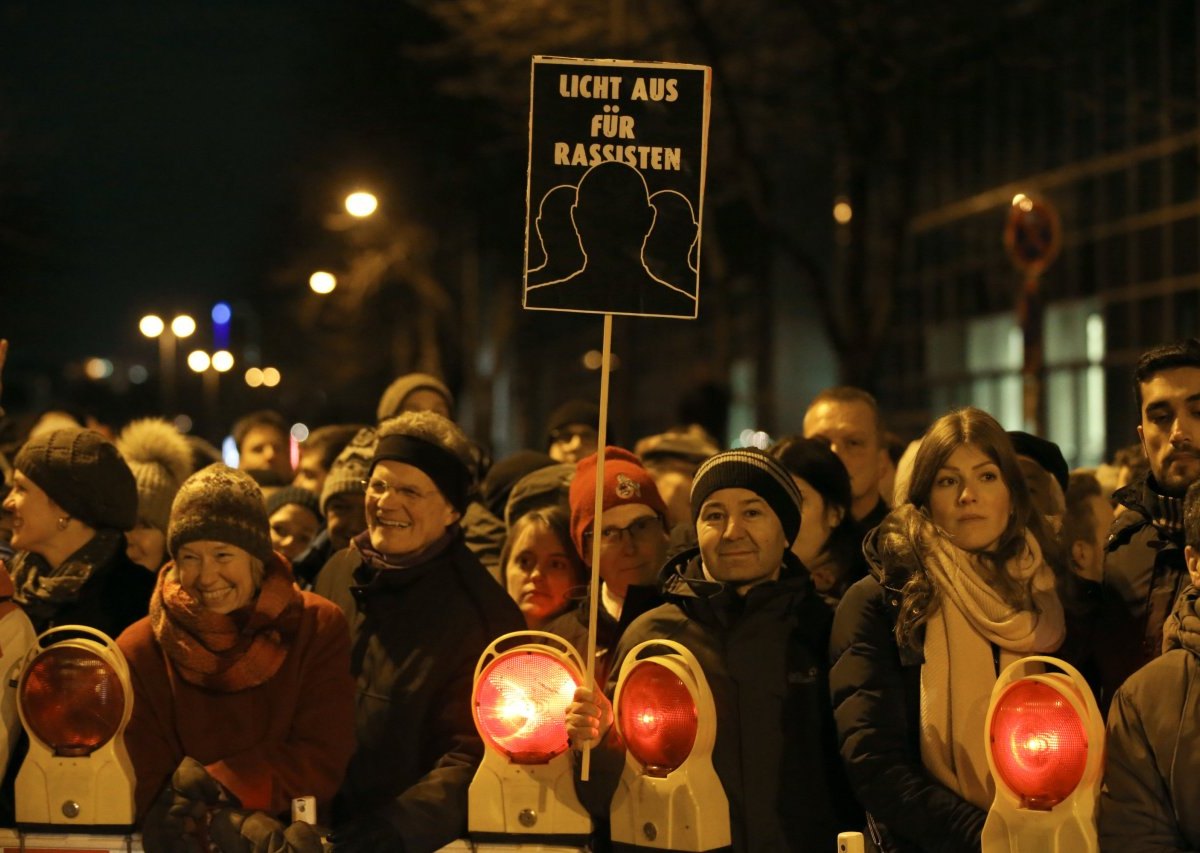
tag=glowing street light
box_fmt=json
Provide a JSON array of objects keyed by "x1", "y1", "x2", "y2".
[
  {"x1": 245, "y1": 367, "x2": 264, "y2": 388},
  {"x1": 833, "y1": 197, "x2": 853, "y2": 224},
  {"x1": 261, "y1": 367, "x2": 281, "y2": 388},
  {"x1": 345, "y1": 191, "x2": 378, "y2": 218},
  {"x1": 171, "y1": 314, "x2": 196, "y2": 338},
  {"x1": 211, "y1": 350, "x2": 234, "y2": 373},
  {"x1": 310, "y1": 271, "x2": 337, "y2": 294},
  {"x1": 187, "y1": 350, "x2": 211, "y2": 373},
  {"x1": 139, "y1": 315, "x2": 165, "y2": 338}
]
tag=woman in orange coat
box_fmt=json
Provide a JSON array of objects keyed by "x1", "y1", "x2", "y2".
[{"x1": 117, "y1": 464, "x2": 356, "y2": 824}]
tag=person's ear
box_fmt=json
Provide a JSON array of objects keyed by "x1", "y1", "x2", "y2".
[
  {"x1": 1071, "y1": 539, "x2": 1101, "y2": 583},
  {"x1": 826, "y1": 503, "x2": 845, "y2": 529},
  {"x1": 1186, "y1": 545, "x2": 1200, "y2": 589}
]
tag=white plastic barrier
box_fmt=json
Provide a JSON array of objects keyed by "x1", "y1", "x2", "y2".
[{"x1": 0, "y1": 828, "x2": 142, "y2": 852}]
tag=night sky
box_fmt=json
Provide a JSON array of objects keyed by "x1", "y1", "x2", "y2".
[{"x1": 1, "y1": 1, "x2": 396, "y2": 415}]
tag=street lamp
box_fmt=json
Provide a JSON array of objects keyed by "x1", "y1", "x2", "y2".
[
  {"x1": 345, "y1": 191, "x2": 378, "y2": 218},
  {"x1": 140, "y1": 312, "x2": 195, "y2": 414},
  {"x1": 138, "y1": 315, "x2": 164, "y2": 338},
  {"x1": 171, "y1": 314, "x2": 196, "y2": 339},
  {"x1": 211, "y1": 350, "x2": 234, "y2": 373},
  {"x1": 186, "y1": 350, "x2": 211, "y2": 373},
  {"x1": 309, "y1": 271, "x2": 337, "y2": 294}
]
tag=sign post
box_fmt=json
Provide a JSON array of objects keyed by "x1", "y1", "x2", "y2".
[
  {"x1": 1004, "y1": 193, "x2": 1061, "y2": 435},
  {"x1": 523, "y1": 55, "x2": 711, "y2": 778}
]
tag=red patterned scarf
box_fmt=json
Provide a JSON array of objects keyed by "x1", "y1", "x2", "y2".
[{"x1": 150, "y1": 553, "x2": 303, "y2": 692}]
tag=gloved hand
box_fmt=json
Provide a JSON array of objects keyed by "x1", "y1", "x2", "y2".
[
  {"x1": 208, "y1": 808, "x2": 325, "y2": 853},
  {"x1": 325, "y1": 812, "x2": 401, "y2": 853},
  {"x1": 141, "y1": 757, "x2": 240, "y2": 853}
]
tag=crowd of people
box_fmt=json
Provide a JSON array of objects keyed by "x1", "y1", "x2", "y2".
[{"x1": 0, "y1": 336, "x2": 1199, "y2": 852}]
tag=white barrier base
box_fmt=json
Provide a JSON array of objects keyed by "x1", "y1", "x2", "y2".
[{"x1": 0, "y1": 828, "x2": 142, "y2": 852}]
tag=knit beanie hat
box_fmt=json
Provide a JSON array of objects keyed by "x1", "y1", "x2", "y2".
[
  {"x1": 15, "y1": 427, "x2": 138, "y2": 531},
  {"x1": 690, "y1": 448, "x2": 803, "y2": 546},
  {"x1": 376, "y1": 373, "x2": 454, "y2": 423},
  {"x1": 320, "y1": 427, "x2": 377, "y2": 515},
  {"x1": 506, "y1": 463, "x2": 575, "y2": 529},
  {"x1": 266, "y1": 486, "x2": 323, "y2": 523},
  {"x1": 546, "y1": 400, "x2": 600, "y2": 443},
  {"x1": 116, "y1": 418, "x2": 194, "y2": 534},
  {"x1": 168, "y1": 464, "x2": 273, "y2": 563},
  {"x1": 483, "y1": 450, "x2": 555, "y2": 518},
  {"x1": 569, "y1": 447, "x2": 667, "y2": 556}
]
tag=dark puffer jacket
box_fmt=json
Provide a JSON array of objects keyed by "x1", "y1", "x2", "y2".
[
  {"x1": 1100, "y1": 586, "x2": 1200, "y2": 851},
  {"x1": 314, "y1": 533, "x2": 524, "y2": 853},
  {"x1": 578, "y1": 549, "x2": 857, "y2": 852},
  {"x1": 540, "y1": 583, "x2": 662, "y2": 690},
  {"x1": 829, "y1": 571, "x2": 986, "y2": 853},
  {"x1": 1098, "y1": 474, "x2": 1190, "y2": 709}
]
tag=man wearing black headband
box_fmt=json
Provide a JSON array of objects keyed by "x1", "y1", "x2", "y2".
[{"x1": 315, "y1": 411, "x2": 523, "y2": 853}]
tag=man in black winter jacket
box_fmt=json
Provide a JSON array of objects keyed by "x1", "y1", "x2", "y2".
[
  {"x1": 566, "y1": 448, "x2": 858, "y2": 852},
  {"x1": 1099, "y1": 338, "x2": 1200, "y2": 708}
]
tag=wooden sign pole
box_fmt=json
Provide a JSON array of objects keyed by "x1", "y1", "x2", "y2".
[{"x1": 581, "y1": 312, "x2": 613, "y2": 781}]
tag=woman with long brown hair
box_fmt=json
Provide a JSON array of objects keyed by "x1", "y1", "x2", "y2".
[{"x1": 829, "y1": 407, "x2": 1066, "y2": 852}]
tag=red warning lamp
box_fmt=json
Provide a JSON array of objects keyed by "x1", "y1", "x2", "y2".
[
  {"x1": 618, "y1": 661, "x2": 698, "y2": 776},
  {"x1": 610, "y1": 640, "x2": 729, "y2": 851},
  {"x1": 990, "y1": 680, "x2": 1088, "y2": 810},
  {"x1": 15, "y1": 626, "x2": 135, "y2": 829},
  {"x1": 475, "y1": 642, "x2": 579, "y2": 763},
  {"x1": 21, "y1": 647, "x2": 126, "y2": 759},
  {"x1": 982, "y1": 656, "x2": 1103, "y2": 852},
  {"x1": 468, "y1": 631, "x2": 591, "y2": 841}
]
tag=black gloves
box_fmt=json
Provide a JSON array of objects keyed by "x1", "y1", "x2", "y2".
[
  {"x1": 142, "y1": 757, "x2": 239, "y2": 853},
  {"x1": 208, "y1": 808, "x2": 325, "y2": 853},
  {"x1": 142, "y1": 756, "x2": 328, "y2": 853}
]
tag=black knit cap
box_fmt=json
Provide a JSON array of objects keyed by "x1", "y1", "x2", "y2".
[
  {"x1": 545, "y1": 400, "x2": 600, "y2": 442},
  {"x1": 690, "y1": 448, "x2": 803, "y2": 546},
  {"x1": 168, "y1": 464, "x2": 273, "y2": 563},
  {"x1": 15, "y1": 428, "x2": 138, "y2": 531},
  {"x1": 265, "y1": 486, "x2": 323, "y2": 522},
  {"x1": 1007, "y1": 431, "x2": 1069, "y2": 494}
]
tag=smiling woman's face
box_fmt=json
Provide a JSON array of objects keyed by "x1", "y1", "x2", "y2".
[
  {"x1": 174, "y1": 540, "x2": 258, "y2": 614},
  {"x1": 928, "y1": 443, "x2": 1011, "y2": 552}
]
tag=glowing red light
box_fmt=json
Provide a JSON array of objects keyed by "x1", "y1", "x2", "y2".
[
  {"x1": 618, "y1": 661, "x2": 697, "y2": 776},
  {"x1": 475, "y1": 650, "x2": 579, "y2": 764},
  {"x1": 20, "y1": 647, "x2": 125, "y2": 757},
  {"x1": 990, "y1": 680, "x2": 1087, "y2": 809}
]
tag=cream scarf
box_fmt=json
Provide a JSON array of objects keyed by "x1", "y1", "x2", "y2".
[{"x1": 918, "y1": 526, "x2": 1065, "y2": 810}]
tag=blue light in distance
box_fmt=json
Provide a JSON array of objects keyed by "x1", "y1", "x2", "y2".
[{"x1": 212, "y1": 302, "x2": 232, "y2": 325}]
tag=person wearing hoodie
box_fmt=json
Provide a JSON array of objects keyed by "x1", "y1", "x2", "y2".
[
  {"x1": 1099, "y1": 477, "x2": 1200, "y2": 851},
  {"x1": 116, "y1": 418, "x2": 194, "y2": 573},
  {"x1": 567, "y1": 448, "x2": 855, "y2": 852}
]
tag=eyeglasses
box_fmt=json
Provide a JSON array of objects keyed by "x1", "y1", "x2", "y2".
[
  {"x1": 362, "y1": 478, "x2": 438, "y2": 502},
  {"x1": 582, "y1": 515, "x2": 663, "y2": 550},
  {"x1": 550, "y1": 426, "x2": 598, "y2": 444}
]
